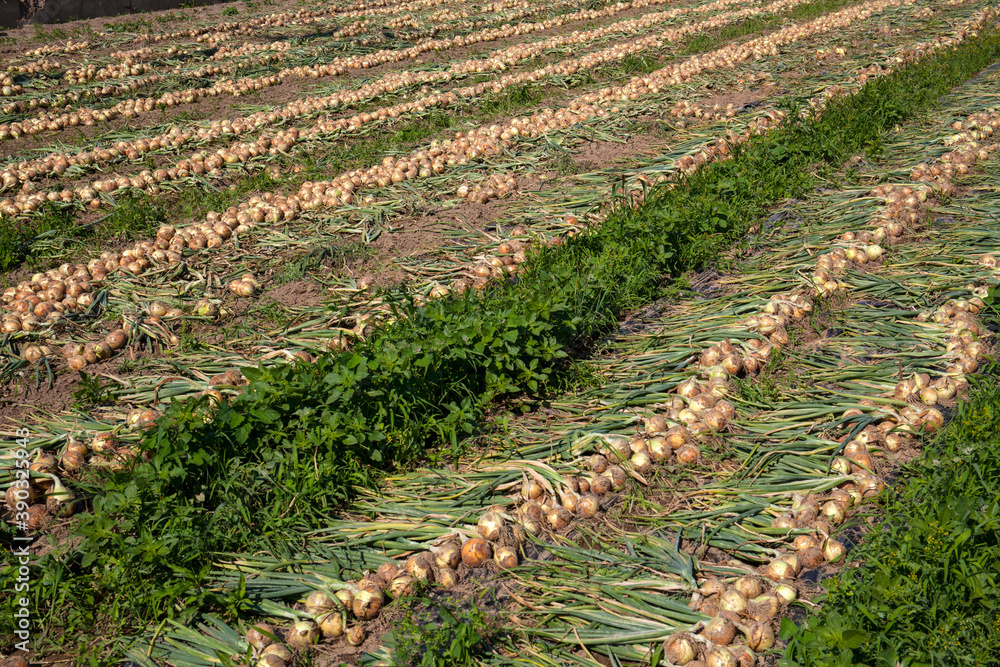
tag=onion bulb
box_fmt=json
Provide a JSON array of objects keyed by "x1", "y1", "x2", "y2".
[
  {"x1": 261, "y1": 644, "x2": 292, "y2": 661},
  {"x1": 733, "y1": 575, "x2": 763, "y2": 599},
  {"x1": 461, "y1": 537, "x2": 491, "y2": 568},
  {"x1": 745, "y1": 621, "x2": 775, "y2": 651},
  {"x1": 547, "y1": 506, "x2": 572, "y2": 531},
  {"x1": 477, "y1": 511, "x2": 504, "y2": 542},
  {"x1": 437, "y1": 567, "x2": 459, "y2": 588},
  {"x1": 246, "y1": 623, "x2": 276, "y2": 650},
  {"x1": 718, "y1": 588, "x2": 747, "y2": 615},
  {"x1": 823, "y1": 538, "x2": 847, "y2": 563},
  {"x1": 377, "y1": 561, "x2": 400, "y2": 584},
  {"x1": 317, "y1": 611, "x2": 344, "y2": 638},
  {"x1": 576, "y1": 493, "x2": 599, "y2": 518},
  {"x1": 405, "y1": 553, "x2": 435, "y2": 582},
  {"x1": 352, "y1": 584, "x2": 384, "y2": 620},
  {"x1": 820, "y1": 500, "x2": 845, "y2": 524},
  {"x1": 607, "y1": 465, "x2": 627, "y2": 490},
  {"x1": 335, "y1": 588, "x2": 354, "y2": 612},
  {"x1": 774, "y1": 583, "x2": 797, "y2": 604},
  {"x1": 800, "y1": 546, "x2": 824, "y2": 569},
  {"x1": 699, "y1": 576, "x2": 726, "y2": 598},
  {"x1": 675, "y1": 443, "x2": 701, "y2": 465},
  {"x1": 286, "y1": 621, "x2": 320, "y2": 649},
  {"x1": 765, "y1": 559, "x2": 794, "y2": 582},
  {"x1": 388, "y1": 575, "x2": 414, "y2": 599},
  {"x1": 494, "y1": 545, "x2": 518, "y2": 568},
  {"x1": 747, "y1": 593, "x2": 780, "y2": 622},
  {"x1": 706, "y1": 646, "x2": 737, "y2": 667},
  {"x1": 304, "y1": 590, "x2": 336, "y2": 617},
  {"x1": 646, "y1": 415, "x2": 668, "y2": 434},
  {"x1": 703, "y1": 616, "x2": 736, "y2": 645},
  {"x1": 664, "y1": 633, "x2": 697, "y2": 665},
  {"x1": 346, "y1": 625, "x2": 366, "y2": 646},
  {"x1": 433, "y1": 542, "x2": 461, "y2": 570}
]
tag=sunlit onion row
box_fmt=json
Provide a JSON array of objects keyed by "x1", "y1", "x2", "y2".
[
  {"x1": 0, "y1": 0, "x2": 898, "y2": 200},
  {"x1": 0, "y1": 0, "x2": 960, "y2": 324},
  {"x1": 0, "y1": 0, "x2": 738, "y2": 139}
]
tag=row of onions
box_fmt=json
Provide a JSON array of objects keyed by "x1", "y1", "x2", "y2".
[
  {"x1": 0, "y1": 0, "x2": 751, "y2": 195},
  {"x1": 10, "y1": 0, "x2": 979, "y2": 234},
  {"x1": 4, "y1": 5, "x2": 999, "y2": 664},
  {"x1": 1, "y1": 3, "x2": 988, "y2": 398},
  {"x1": 0, "y1": 0, "x2": 984, "y2": 522},
  {"x1": 654, "y1": 108, "x2": 999, "y2": 666},
  {"x1": 0, "y1": 0, "x2": 680, "y2": 133},
  {"x1": 218, "y1": 101, "x2": 1000, "y2": 664}
]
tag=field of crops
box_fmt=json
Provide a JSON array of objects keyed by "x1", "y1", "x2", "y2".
[{"x1": 2, "y1": 0, "x2": 1000, "y2": 665}]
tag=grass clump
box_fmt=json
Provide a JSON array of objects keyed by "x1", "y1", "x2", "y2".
[
  {"x1": 780, "y1": 371, "x2": 1000, "y2": 666},
  {"x1": 389, "y1": 597, "x2": 495, "y2": 666}
]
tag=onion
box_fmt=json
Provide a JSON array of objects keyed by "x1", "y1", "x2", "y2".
[
  {"x1": 388, "y1": 574, "x2": 414, "y2": 599},
  {"x1": 718, "y1": 589, "x2": 747, "y2": 615},
  {"x1": 352, "y1": 584, "x2": 384, "y2": 620},
  {"x1": 747, "y1": 593, "x2": 780, "y2": 622},
  {"x1": 438, "y1": 567, "x2": 459, "y2": 588},
  {"x1": 647, "y1": 437, "x2": 670, "y2": 461},
  {"x1": 576, "y1": 493, "x2": 599, "y2": 518},
  {"x1": 646, "y1": 415, "x2": 668, "y2": 434},
  {"x1": 590, "y1": 475, "x2": 612, "y2": 495},
  {"x1": 477, "y1": 511, "x2": 505, "y2": 542},
  {"x1": 461, "y1": 537, "x2": 491, "y2": 568},
  {"x1": 780, "y1": 553, "x2": 801, "y2": 575},
  {"x1": 247, "y1": 623, "x2": 276, "y2": 650},
  {"x1": 629, "y1": 436, "x2": 648, "y2": 455},
  {"x1": 820, "y1": 500, "x2": 845, "y2": 524},
  {"x1": 433, "y1": 542, "x2": 462, "y2": 570},
  {"x1": 587, "y1": 454, "x2": 608, "y2": 473},
  {"x1": 521, "y1": 479, "x2": 544, "y2": 500},
  {"x1": 745, "y1": 621, "x2": 775, "y2": 651},
  {"x1": 377, "y1": 561, "x2": 400, "y2": 584},
  {"x1": 793, "y1": 534, "x2": 818, "y2": 551},
  {"x1": 664, "y1": 632, "x2": 697, "y2": 665},
  {"x1": 494, "y1": 545, "x2": 518, "y2": 568},
  {"x1": 630, "y1": 450, "x2": 652, "y2": 474},
  {"x1": 706, "y1": 647, "x2": 737, "y2": 667},
  {"x1": 334, "y1": 588, "x2": 354, "y2": 612},
  {"x1": 105, "y1": 329, "x2": 128, "y2": 350},
  {"x1": 607, "y1": 465, "x2": 627, "y2": 490},
  {"x1": 547, "y1": 506, "x2": 573, "y2": 531},
  {"x1": 733, "y1": 575, "x2": 763, "y2": 599},
  {"x1": 317, "y1": 610, "x2": 344, "y2": 638},
  {"x1": 405, "y1": 553, "x2": 435, "y2": 582},
  {"x1": 800, "y1": 546, "x2": 824, "y2": 569},
  {"x1": 774, "y1": 583, "x2": 798, "y2": 604},
  {"x1": 261, "y1": 643, "x2": 292, "y2": 661},
  {"x1": 699, "y1": 576, "x2": 726, "y2": 598},
  {"x1": 286, "y1": 620, "x2": 320, "y2": 649},
  {"x1": 703, "y1": 616, "x2": 736, "y2": 645},
  {"x1": 771, "y1": 514, "x2": 796, "y2": 531},
  {"x1": 257, "y1": 655, "x2": 285, "y2": 667},
  {"x1": 304, "y1": 590, "x2": 336, "y2": 616},
  {"x1": 675, "y1": 444, "x2": 701, "y2": 465},
  {"x1": 831, "y1": 457, "x2": 851, "y2": 476},
  {"x1": 602, "y1": 435, "x2": 631, "y2": 460},
  {"x1": 60, "y1": 449, "x2": 85, "y2": 472},
  {"x1": 765, "y1": 559, "x2": 794, "y2": 582},
  {"x1": 823, "y1": 538, "x2": 847, "y2": 563},
  {"x1": 346, "y1": 625, "x2": 366, "y2": 646},
  {"x1": 559, "y1": 487, "x2": 580, "y2": 514}
]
